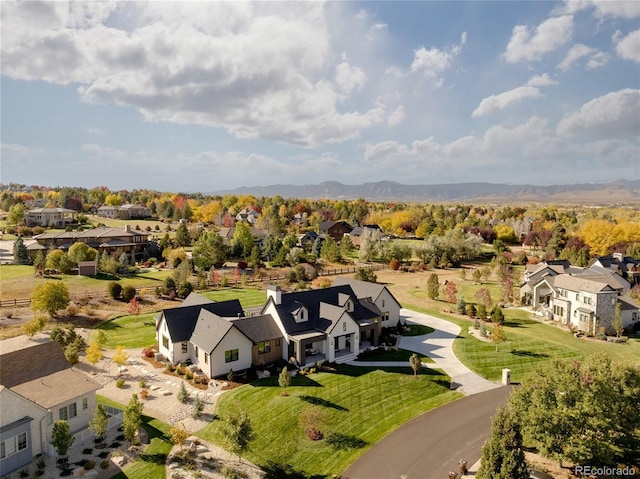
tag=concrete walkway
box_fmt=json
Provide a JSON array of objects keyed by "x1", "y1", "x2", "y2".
[{"x1": 397, "y1": 309, "x2": 500, "y2": 395}]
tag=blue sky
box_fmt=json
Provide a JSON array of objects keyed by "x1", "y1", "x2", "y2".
[{"x1": 1, "y1": 1, "x2": 639, "y2": 193}]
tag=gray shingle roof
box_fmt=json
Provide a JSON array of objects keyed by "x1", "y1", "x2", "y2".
[
  {"x1": 190, "y1": 310, "x2": 234, "y2": 353},
  {"x1": 0, "y1": 341, "x2": 69, "y2": 388},
  {"x1": 332, "y1": 277, "x2": 401, "y2": 309},
  {"x1": 231, "y1": 314, "x2": 282, "y2": 344}
]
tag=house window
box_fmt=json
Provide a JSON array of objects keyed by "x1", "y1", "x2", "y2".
[
  {"x1": 382, "y1": 300, "x2": 385, "y2": 308},
  {"x1": 343, "y1": 322, "x2": 347, "y2": 332},
  {"x1": 383, "y1": 312, "x2": 389, "y2": 322},
  {"x1": 204, "y1": 353, "x2": 209, "y2": 364},
  {"x1": 195, "y1": 346, "x2": 199, "y2": 357},
  {"x1": 575, "y1": 294, "x2": 579, "y2": 300},
  {"x1": 69, "y1": 403, "x2": 77, "y2": 418},
  {"x1": 162, "y1": 336, "x2": 169, "y2": 349},
  {"x1": 17, "y1": 433, "x2": 27, "y2": 451},
  {"x1": 633, "y1": 312, "x2": 638, "y2": 321},
  {"x1": 275, "y1": 339, "x2": 281, "y2": 347},
  {"x1": 59, "y1": 406, "x2": 68, "y2": 421},
  {"x1": 181, "y1": 342, "x2": 188, "y2": 354},
  {"x1": 258, "y1": 341, "x2": 271, "y2": 354},
  {"x1": 82, "y1": 397, "x2": 88, "y2": 410},
  {"x1": 300, "y1": 310, "x2": 305, "y2": 320},
  {"x1": 225, "y1": 349, "x2": 238, "y2": 363}
]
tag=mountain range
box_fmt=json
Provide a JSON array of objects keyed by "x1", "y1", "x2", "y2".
[{"x1": 210, "y1": 179, "x2": 640, "y2": 203}]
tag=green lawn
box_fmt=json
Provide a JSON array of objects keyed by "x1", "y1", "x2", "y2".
[
  {"x1": 94, "y1": 288, "x2": 268, "y2": 349},
  {"x1": 94, "y1": 313, "x2": 159, "y2": 349},
  {"x1": 356, "y1": 348, "x2": 434, "y2": 363},
  {"x1": 97, "y1": 396, "x2": 173, "y2": 479},
  {"x1": 405, "y1": 302, "x2": 640, "y2": 382},
  {"x1": 197, "y1": 365, "x2": 461, "y2": 477}
]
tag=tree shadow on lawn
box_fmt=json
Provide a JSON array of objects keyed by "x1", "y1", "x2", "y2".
[
  {"x1": 299, "y1": 395, "x2": 348, "y2": 411},
  {"x1": 510, "y1": 349, "x2": 549, "y2": 359},
  {"x1": 249, "y1": 375, "x2": 323, "y2": 388},
  {"x1": 261, "y1": 461, "x2": 326, "y2": 479},
  {"x1": 92, "y1": 272, "x2": 122, "y2": 281},
  {"x1": 327, "y1": 364, "x2": 447, "y2": 379},
  {"x1": 503, "y1": 318, "x2": 538, "y2": 328}
]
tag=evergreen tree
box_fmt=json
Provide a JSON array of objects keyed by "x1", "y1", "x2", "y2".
[
  {"x1": 174, "y1": 222, "x2": 191, "y2": 247},
  {"x1": 33, "y1": 250, "x2": 46, "y2": 274},
  {"x1": 178, "y1": 381, "x2": 190, "y2": 403},
  {"x1": 427, "y1": 273, "x2": 440, "y2": 300},
  {"x1": 13, "y1": 237, "x2": 29, "y2": 264},
  {"x1": 477, "y1": 406, "x2": 529, "y2": 479},
  {"x1": 491, "y1": 306, "x2": 505, "y2": 324}
]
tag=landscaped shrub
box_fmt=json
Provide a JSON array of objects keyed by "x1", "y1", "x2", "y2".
[
  {"x1": 107, "y1": 282, "x2": 122, "y2": 300},
  {"x1": 139, "y1": 379, "x2": 148, "y2": 389},
  {"x1": 116, "y1": 378, "x2": 125, "y2": 388},
  {"x1": 389, "y1": 259, "x2": 401, "y2": 270},
  {"x1": 84, "y1": 460, "x2": 95, "y2": 470},
  {"x1": 19, "y1": 467, "x2": 29, "y2": 478},
  {"x1": 176, "y1": 281, "x2": 193, "y2": 299},
  {"x1": 100, "y1": 460, "x2": 110, "y2": 469},
  {"x1": 140, "y1": 389, "x2": 149, "y2": 400},
  {"x1": 142, "y1": 346, "x2": 155, "y2": 358},
  {"x1": 122, "y1": 285, "x2": 136, "y2": 302}
]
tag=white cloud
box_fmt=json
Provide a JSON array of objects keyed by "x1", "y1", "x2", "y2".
[
  {"x1": 410, "y1": 32, "x2": 466, "y2": 83},
  {"x1": 557, "y1": 0, "x2": 640, "y2": 19},
  {"x1": 335, "y1": 62, "x2": 366, "y2": 94},
  {"x1": 387, "y1": 105, "x2": 405, "y2": 126},
  {"x1": 558, "y1": 44, "x2": 609, "y2": 71},
  {"x1": 557, "y1": 89, "x2": 640, "y2": 139},
  {"x1": 472, "y1": 74, "x2": 555, "y2": 117},
  {"x1": 526, "y1": 73, "x2": 557, "y2": 87},
  {"x1": 472, "y1": 86, "x2": 543, "y2": 117},
  {"x1": 505, "y1": 15, "x2": 574, "y2": 63},
  {"x1": 0, "y1": 2, "x2": 384, "y2": 148},
  {"x1": 615, "y1": 30, "x2": 640, "y2": 63}
]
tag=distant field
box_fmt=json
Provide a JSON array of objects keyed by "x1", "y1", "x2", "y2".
[{"x1": 0, "y1": 265, "x2": 174, "y2": 300}]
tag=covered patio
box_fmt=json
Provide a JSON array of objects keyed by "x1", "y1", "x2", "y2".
[{"x1": 288, "y1": 331, "x2": 327, "y2": 366}]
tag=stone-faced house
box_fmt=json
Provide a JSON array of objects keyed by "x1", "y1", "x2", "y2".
[
  {"x1": 261, "y1": 284, "x2": 383, "y2": 366},
  {"x1": 520, "y1": 259, "x2": 639, "y2": 334},
  {"x1": 0, "y1": 339, "x2": 101, "y2": 475},
  {"x1": 332, "y1": 277, "x2": 403, "y2": 329},
  {"x1": 25, "y1": 207, "x2": 76, "y2": 228}
]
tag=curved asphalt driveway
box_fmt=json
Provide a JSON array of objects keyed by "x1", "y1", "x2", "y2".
[{"x1": 344, "y1": 309, "x2": 508, "y2": 479}]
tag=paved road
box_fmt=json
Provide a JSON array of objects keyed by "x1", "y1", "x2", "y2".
[{"x1": 343, "y1": 385, "x2": 512, "y2": 479}]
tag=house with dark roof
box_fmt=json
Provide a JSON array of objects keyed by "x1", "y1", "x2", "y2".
[
  {"x1": 0, "y1": 339, "x2": 102, "y2": 475},
  {"x1": 29, "y1": 225, "x2": 150, "y2": 264},
  {"x1": 332, "y1": 277, "x2": 403, "y2": 328},
  {"x1": 319, "y1": 221, "x2": 353, "y2": 242},
  {"x1": 261, "y1": 284, "x2": 383, "y2": 366},
  {"x1": 155, "y1": 293, "x2": 283, "y2": 378}
]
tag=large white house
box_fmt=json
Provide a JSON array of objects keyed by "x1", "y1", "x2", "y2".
[{"x1": 156, "y1": 282, "x2": 402, "y2": 376}]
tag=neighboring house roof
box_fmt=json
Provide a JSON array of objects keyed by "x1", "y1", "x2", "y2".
[
  {"x1": 11, "y1": 369, "x2": 102, "y2": 409},
  {"x1": 332, "y1": 277, "x2": 402, "y2": 310},
  {"x1": 319, "y1": 221, "x2": 353, "y2": 231},
  {"x1": 575, "y1": 273, "x2": 629, "y2": 291},
  {"x1": 0, "y1": 340, "x2": 101, "y2": 409},
  {"x1": 619, "y1": 295, "x2": 640, "y2": 311},
  {"x1": 231, "y1": 314, "x2": 282, "y2": 344},
  {"x1": 27, "y1": 207, "x2": 76, "y2": 214},
  {"x1": 0, "y1": 341, "x2": 70, "y2": 388},
  {"x1": 158, "y1": 297, "x2": 244, "y2": 342},
  {"x1": 550, "y1": 275, "x2": 615, "y2": 294}
]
